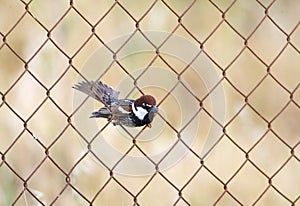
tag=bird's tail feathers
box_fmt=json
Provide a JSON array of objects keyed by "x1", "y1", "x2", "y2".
[
  {"x1": 90, "y1": 107, "x2": 112, "y2": 119},
  {"x1": 73, "y1": 81, "x2": 120, "y2": 106}
]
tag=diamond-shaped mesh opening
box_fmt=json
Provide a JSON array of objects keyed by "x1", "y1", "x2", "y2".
[
  {"x1": 5, "y1": 13, "x2": 48, "y2": 60},
  {"x1": 28, "y1": 0, "x2": 70, "y2": 29},
  {"x1": 1, "y1": 1, "x2": 299, "y2": 205},
  {"x1": 228, "y1": 162, "x2": 269, "y2": 205}
]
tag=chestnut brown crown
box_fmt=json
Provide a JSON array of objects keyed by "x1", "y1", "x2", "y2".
[{"x1": 134, "y1": 95, "x2": 156, "y2": 108}]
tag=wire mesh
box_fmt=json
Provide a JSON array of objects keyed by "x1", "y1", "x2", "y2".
[{"x1": 0, "y1": 0, "x2": 299, "y2": 205}]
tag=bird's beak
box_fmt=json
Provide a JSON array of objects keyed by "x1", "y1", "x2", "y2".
[
  {"x1": 147, "y1": 106, "x2": 158, "y2": 128},
  {"x1": 148, "y1": 106, "x2": 158, "y2": 121},
  {"x1": 151, "y1": 106, "x2": 158, "y2": 114}
]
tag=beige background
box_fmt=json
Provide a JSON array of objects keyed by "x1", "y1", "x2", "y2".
[{"x1": 0, "y1": 1, "x2": 299, "y2": 205}]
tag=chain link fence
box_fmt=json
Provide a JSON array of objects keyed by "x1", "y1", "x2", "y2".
[{"x1": 0, "y1": 0, "x2": 299, "y2": 205}]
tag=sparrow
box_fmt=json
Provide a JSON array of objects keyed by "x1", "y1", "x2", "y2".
[{"x1": 73, "y1": 80, "x2": 158, "y2": 127}]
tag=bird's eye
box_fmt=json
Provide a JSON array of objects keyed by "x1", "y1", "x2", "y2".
[{"x1": 142, "y1": 103, "x2": 152, "y2": 109}]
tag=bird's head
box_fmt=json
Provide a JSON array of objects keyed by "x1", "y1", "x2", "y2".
[{"x1": 132, "y1": 95, "x2": 158, "y2": 123}]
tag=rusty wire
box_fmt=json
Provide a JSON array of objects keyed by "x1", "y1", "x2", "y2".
[{"x1": 0, "y1": 0, "x2": 299, "y2": 205}]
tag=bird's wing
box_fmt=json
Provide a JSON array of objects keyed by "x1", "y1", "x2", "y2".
[
  {"x1": 110, "y1": 99, "x2": 136, "y2": 127},
  {"x1": 110, "y1": 99, "x2": 133, "y2": 116},
  {"x1": 73, "y1": 81, "x2": 120, "y2": 106}
]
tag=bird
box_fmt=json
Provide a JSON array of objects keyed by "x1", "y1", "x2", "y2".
[{"x1": 73, "y1": 80, "x2": 158, "y2": 127}]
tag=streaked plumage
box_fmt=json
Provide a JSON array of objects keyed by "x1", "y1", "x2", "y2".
[{"x1": 73, "y1": 81, "x2": 158, "y2": 127}]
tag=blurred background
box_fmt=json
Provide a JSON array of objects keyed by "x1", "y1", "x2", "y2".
[{"x1": 0, "y1": 0, "x2": 299, "y2": 205}]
